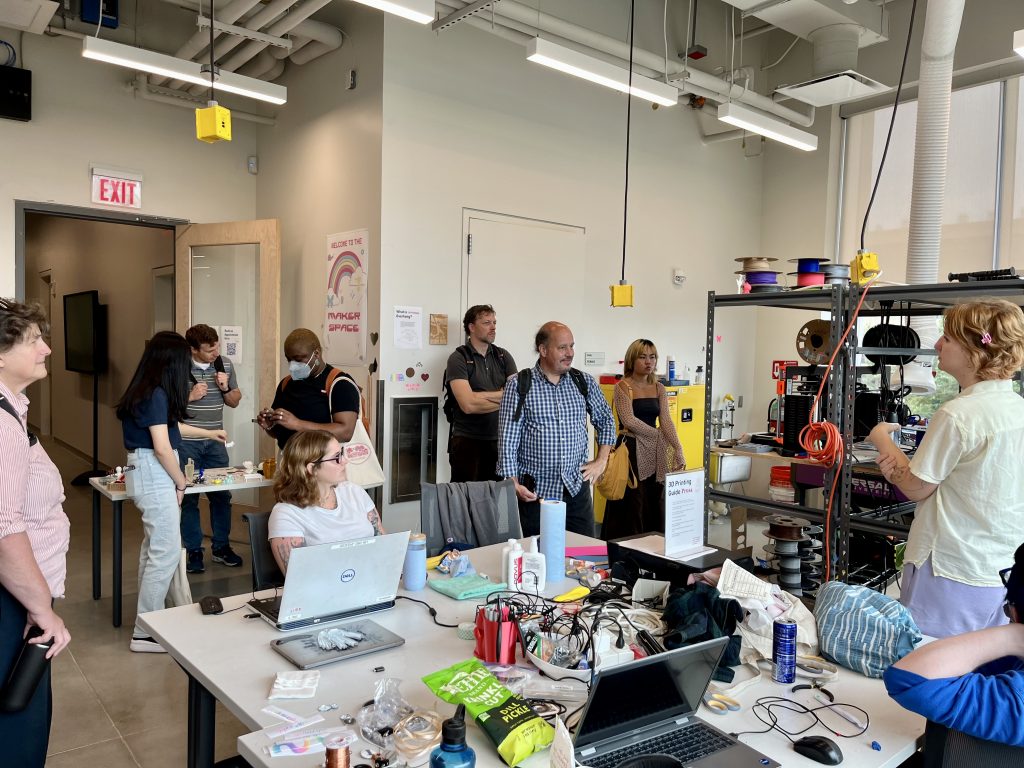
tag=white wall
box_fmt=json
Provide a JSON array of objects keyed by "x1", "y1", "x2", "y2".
[
  {"x1": 378, "y1": 19, "x2": 766, "y2": 530},
  {"x1": 0, "y1": 30, "x2": 259, "y2": 296}
]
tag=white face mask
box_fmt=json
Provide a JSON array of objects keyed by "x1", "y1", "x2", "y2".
[{"x1": 288, "y1": 351, "x2": 316, "y2": 380}]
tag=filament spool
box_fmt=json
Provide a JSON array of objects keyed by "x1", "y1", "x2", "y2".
[
  {"x1": 765, "y1": 515, "x2": 811, "y2": 541},
  {"x1": 795, "y1": 319, "x2": 833, "y2": 365}
]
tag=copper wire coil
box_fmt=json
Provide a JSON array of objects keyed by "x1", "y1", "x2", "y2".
[{"x1": 326, "y1": 744, "x2": 351, "y2": 768}]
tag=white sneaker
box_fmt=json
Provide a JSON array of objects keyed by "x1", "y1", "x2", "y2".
[{"x1": 130, "y1": 636, "x2": 167, "y2": 653}]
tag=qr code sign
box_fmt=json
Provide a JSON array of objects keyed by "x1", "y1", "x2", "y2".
[{"x1": 225, "y1": 343, "x2": 238, "y2": 356}]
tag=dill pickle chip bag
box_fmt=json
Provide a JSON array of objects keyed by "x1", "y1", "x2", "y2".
[{"x1": 423, "y1": 659, "x2": 554, "y2": 765}]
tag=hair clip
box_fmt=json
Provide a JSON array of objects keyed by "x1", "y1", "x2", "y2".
[{"x1": 981, "y1": 332, "x2": 993, "y2": 345}]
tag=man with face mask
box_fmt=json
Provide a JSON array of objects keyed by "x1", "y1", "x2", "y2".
[{"x1": 256, "y1": 329, "x2": 359, "y2": 450}]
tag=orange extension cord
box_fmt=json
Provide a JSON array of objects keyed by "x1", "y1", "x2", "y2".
[{"x1": 798, "y1": 276, "x2": 879, "y2": 582}]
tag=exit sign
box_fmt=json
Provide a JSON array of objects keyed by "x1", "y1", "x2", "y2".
[{"x1": 91, "y1": 167, "x2": 142, "y2": 209}]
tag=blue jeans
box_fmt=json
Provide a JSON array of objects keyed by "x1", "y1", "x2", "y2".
[
  {"x1": 126, "y1": 448, "x2": 182, "y2": 638},
  {"x1": 177, "y1": 439, "x2": 233, "y2": 551}
]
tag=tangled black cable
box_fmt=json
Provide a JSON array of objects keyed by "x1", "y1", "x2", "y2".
[
  {"x1": 395, "y1": 595, "x2": 460, "y2": 628},
  {"x1": 731, "y1": 696, "x2": 869, "y2": 743}
]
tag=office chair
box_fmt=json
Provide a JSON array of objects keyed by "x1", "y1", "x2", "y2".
[
  {"x1": 921, "y1": 720, "x2": 1022, "y2": 767},
  {"x1": 420, "y1": 479, "x2": 522, "y2": 556},
  {"x1": 241, "y1": 512, "x2": 285, "y2": 591}
]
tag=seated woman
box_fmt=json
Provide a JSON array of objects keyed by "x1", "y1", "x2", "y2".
[
  {"x1": 884, "y1": 541, "x2": 1024, "y2": 747},
  {"x1": 269, "y1": 430, "x2": 385, "y2": 574}
]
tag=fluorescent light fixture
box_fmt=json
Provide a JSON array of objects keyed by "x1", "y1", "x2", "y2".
[
  {"x1": 82, "y1": 37, "x2": 287, "y2": 105},
  {"x1": 1015, "y1": 29, "x2": 1024, "y2": 59},
  {"x1": 527, "y1": 38, "x2": 678, "y2": 107},
  {"x1": 717, "y1": 102, "x2": 817, "y2": 152},
  {"x1": 350, "y1": 0, "x2": 434, "y2": 24}
]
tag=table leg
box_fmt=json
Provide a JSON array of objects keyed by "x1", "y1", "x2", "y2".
[
  {"x1": 92, "y1": 489, "x2": 101, "y2": 600},
  {"x1": 187, "y1": 673, "x2": 217, "y2": 768},
  {"x1": 113, "y1": 500, "x2": 123, "y2": 628}
]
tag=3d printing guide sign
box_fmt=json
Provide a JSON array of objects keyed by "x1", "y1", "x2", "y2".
[
  {"x1": 664, "y1": 469, "x2": 705, "y2": 557},
  {"x1": 324, "y1": 229, "x2": 369, "y2": 364}
]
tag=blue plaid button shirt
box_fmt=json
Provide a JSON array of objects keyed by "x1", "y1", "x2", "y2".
[{"x1": 497, "y1": 364, "x2": 616, "y2": 499}]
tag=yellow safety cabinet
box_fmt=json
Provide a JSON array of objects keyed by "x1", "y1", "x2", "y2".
[{"x1": 594, "y1": 383, "x2": 705, "y2": 523}]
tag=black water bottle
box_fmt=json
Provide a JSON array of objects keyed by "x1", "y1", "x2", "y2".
[{"x1": 0, "y1": 626, "x2": 51, "y2": 713}]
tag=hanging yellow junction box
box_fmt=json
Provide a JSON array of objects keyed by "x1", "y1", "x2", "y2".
[
  {"x1": 196, "y1": 103, "x2": 232, "y2": 143},
  {"x1": 610, "y1": 283, "x2": 634, "y2": 307}
]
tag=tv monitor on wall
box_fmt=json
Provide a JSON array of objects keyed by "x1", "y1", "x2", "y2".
[{"x1": 63, "y1": 290, "x2": 108, "y2": 374}]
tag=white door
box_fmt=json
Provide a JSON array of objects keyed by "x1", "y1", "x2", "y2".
[{"x1": 463, "y1": 211, "x2": 586, "y2": 370}]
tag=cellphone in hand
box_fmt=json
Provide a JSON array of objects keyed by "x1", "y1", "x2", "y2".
[{"x1": 521, "y1": 474, "x2": 536, "y2": 493}]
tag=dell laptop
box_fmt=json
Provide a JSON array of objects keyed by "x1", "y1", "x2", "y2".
[
  {"x1": 248, "y1": 531, "x2": 410, "y2": 632},
  {"x1": 574, "y1": 637, "x2": 779, "y2": 768}
]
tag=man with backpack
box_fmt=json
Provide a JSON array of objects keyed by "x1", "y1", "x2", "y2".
[
  {"x1": 256, "y1": 328, "x2": 359, "y2": 449},
  {"x1": 498, "y1": 322, "x2": 615, "y2": 536},
  {"x1": 444, "y1": 305, "x2": 518, "y2": 482}
]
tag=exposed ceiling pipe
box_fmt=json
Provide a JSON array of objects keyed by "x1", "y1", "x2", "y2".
[
  {"x1": 279, "y1": 19, "x2": 344, "y2": 65},
  {"x1": 237, "y1": 49, "x2": 278, "y2": 78},
  {"x1": 438, "y1": 0, "x2": 815, "y2": 127},
  {"x1": 185, "y1": 0, "x2": 332, "y2": 95},
  {"x1": 150, "y1": 0, "x2": 262, "y2": 87}
]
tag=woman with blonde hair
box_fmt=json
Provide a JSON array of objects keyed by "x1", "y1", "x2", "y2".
[
  {"x1": 602, "y1": 339, "x2": 685, "y2": 539},
  {"x1": 870, "y1": 298, "x2": 1024, "y2": 637},
  {"x1": 269, "y1": 430, "x2": 384, "y2": 574}
]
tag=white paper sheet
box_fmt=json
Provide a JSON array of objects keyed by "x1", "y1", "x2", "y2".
[{"x1": 394, "y1": 306, "x2": 423, "y2": 349}]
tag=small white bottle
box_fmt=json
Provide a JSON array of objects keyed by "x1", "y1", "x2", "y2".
[
  {"x1": 501, "y1": 538, "x2": 516, "y2": 580},
  {"x1": 666, "y1": 356, "x2": 676, "y2": 382},
  {"x1": 505, "y1": 540, "x2": 523, "y2": 589},
  {"x1": 519, "y1": 537, "x2": 546, "y2": 592}
]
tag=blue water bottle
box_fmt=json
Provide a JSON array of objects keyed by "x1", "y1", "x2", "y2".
[
  {"x1": 403, "y1": 533, "x2": 427, "y2": 591},
  {"x1": 430, "y1": 704, "x2": 475, "y2": 768}
]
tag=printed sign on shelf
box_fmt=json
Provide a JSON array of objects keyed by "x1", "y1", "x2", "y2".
[{"x1": 772, "y1": 359, "x2": 799, "y2": 380}]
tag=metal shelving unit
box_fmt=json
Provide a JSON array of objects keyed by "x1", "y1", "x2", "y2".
[{"x1": 704, "y1": 278, "x2": 1024, "y2": 585}]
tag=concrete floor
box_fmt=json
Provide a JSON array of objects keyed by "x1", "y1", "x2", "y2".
[{"x1": 43, "y1": 437, "x2": 253, "y2": 767}]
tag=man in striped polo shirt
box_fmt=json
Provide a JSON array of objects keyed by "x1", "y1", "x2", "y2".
[{"x1": 181, "y1": 324, "x2": 243, "y2": 573}]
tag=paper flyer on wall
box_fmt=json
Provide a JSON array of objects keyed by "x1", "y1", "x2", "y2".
[{"x1": 323, "y1": 229, "x2": 369, "y2": 364}]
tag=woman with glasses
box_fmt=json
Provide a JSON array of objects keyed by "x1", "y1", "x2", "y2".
[
  {"x1": 884, "y1": 542, "x2": 1024, "y2": 747},
  {"x1": 269, "y1": 430, "x2": 385, "y2": 574},
  {"x1": 601, "y1": 339, "x2": 685, "y2": 540},
  {"x1": 869, "y1": 299, "x2": 1024, "y2": 637}
]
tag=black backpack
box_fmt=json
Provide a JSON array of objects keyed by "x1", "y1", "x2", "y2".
[
  {"x1": 442, "y1": 344, "x2": 509, "y2": 422},
  {"x1": 512, "y1": 367, "x2": 591, "y2": 421}
]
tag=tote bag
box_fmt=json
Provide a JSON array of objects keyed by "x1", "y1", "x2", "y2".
[
  {"x1": 595, "y1": 436, "x2": 636, "y2": 501},
  {"x1": 336, "y1": 377, "x2": 386, "y2": 489}
]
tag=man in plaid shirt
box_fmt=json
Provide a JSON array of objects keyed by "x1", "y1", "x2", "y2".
[{"x1": 498, "y1": 322, "x2": 616, "y2": 536}]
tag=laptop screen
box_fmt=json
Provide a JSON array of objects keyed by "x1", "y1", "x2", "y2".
[{"x1": 574, "y1": 637, "x2": 728, "y2": 750}]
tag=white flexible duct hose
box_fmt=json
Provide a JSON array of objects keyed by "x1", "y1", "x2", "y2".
[{"x1": 286, "y1": 19, "x2": 344, "y2": 65}]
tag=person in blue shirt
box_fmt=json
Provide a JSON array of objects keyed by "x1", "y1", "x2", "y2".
[
  {"x1": 497, "y1": 322, "x2": 616, "y2": 537},
  {"x1": 884, "y1": 541, "x2": 1024, "y2": 746},
  {"x1": 116, "y1": 332, "x2": 226, "y2": 653}
]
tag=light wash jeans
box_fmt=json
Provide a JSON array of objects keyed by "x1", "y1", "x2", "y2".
[{"x1": 126, "y1": 448, "x2": 181, "y2": 639}]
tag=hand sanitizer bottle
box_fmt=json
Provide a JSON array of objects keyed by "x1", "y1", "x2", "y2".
[{"x1": 519, "y1": 536, "x2": 546, "y2": 592}]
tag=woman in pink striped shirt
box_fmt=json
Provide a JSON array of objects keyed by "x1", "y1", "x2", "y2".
[{"x1": 0, "y1": 298, "x2": 71, "y2": 765}]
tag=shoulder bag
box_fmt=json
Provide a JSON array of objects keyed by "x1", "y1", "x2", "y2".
[
  {"x1": 595, "y1": 382, "x2": 637, "y2": 501},
  {"x1": 334, "y1": 375, "x2": 386, "y2": 489}
]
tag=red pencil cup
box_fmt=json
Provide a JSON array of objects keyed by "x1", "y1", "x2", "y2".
[{"x1": 473, "y1": 605, "x2": 519, "y2": 664}]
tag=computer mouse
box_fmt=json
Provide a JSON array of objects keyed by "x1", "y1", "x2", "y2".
[
  {"x1": 199, "y1": 595, "x2": 224, "y2": 615},
  {"x1": 793, "y1": 735, "x2": 843, "y2": 765}
]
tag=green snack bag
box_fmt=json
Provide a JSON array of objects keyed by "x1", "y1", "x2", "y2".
[{"x1": 423, "y1": 658, "x2": 554, "y2": 766}]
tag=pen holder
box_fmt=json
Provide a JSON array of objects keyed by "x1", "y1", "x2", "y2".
[{"x1": 472, "y1": 606, "x2": 519, "y2": 664}]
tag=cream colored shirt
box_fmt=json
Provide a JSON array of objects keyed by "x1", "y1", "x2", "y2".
[{"x1": 906, "y1": 379, "x2": 1024, "y2": 586}]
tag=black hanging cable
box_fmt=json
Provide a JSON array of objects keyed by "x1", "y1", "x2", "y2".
[
  {"x1": 859, "y1": 0, "x2": 919, "y2": 251},
  {"x1": 620, "y1": 0, "x2": 636, "y2": 284},
  {"x1": 208, "y1": 0, "x2": 216, "y2": 102}
]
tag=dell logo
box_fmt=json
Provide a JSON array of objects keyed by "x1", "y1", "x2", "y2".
[{"x1": 340, "y1": 569, "x2": 355, "y2": 583}]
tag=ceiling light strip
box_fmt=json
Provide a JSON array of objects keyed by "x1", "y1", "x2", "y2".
[
  {"x1": 82, "y1": 36, "x2": 287, "y2": 105},
  {"x1": 527, "y1": 38, "x2": 678, "y2": 107},
  {"x1": 717, "y1": 102, "x2": 817, "y2": 152},
  {"x1": 1015, "y1": 29, "x2": 1024, "y2": 59},
  {"x1": 350, "y1": 0, "x2": 434, "y2": 25}
]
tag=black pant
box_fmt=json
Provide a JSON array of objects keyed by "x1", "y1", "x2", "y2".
[
  {"x1": 518, "y1": 481, "x2": 595, "y2": 538},
  {"x1": 0, "y1": 585, "x2": 52, "y2": 767},
  {"x1": 448, "y1": 436, "x2": 500, "y2": 483},
  {"x1": 602, "y1": 436, "x2": 665, "y2": 540}
]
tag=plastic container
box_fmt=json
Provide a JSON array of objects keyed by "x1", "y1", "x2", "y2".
[
  {"x1": 539, "y1": 500, "x2": 566, "y2": 584},
  {"x1": 0, "y1": 626, "x2": 50, "y2": 714},
  {"x1": 519, "y1": 537, "x2": 546, "y2": 592},
  {"x1": 403, "y1": 533, "x2": 428, "y2": 591},
  {"x1": 694, "y1": 366, "x2": 704, "y2": 385},
  {"x1": 666, "y1": 356, "x2": 676, "y2": 381},
  {"x1": 429, "y1": 704, "x2": 476, "y2": 768},
  {"x1": 505, "y1": 540, "x2": 523, "y2": 589}
]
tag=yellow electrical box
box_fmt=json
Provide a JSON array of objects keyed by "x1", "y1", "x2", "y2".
[
  {"x1": 851, "y1": 250, "x2": 880, "y2": 284},
  {"x1": 593, "y1": 382, "x2": 705, "y2": 524},
  {"x1": 610, "y1": 283, "x2": 634, "y2": 307},
  {"x1": 196, "y1": 104, "x2": 232, "y2": 143}
]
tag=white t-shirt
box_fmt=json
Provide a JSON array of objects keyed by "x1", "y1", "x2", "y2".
[
  {"x1": 269, "y1": 482, "x2": 376, "y2": 545},
  {"x1": 906, "y1": 379, "x2": 1024, "y2": 586}
]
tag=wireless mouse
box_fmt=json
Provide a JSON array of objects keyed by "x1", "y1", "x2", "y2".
[
  {"x1": 793, "y1": 735, "x2": 843, "y2": 765},
  {"x1": 199, "y1": 595, "x2": 224, "y2": 615}
]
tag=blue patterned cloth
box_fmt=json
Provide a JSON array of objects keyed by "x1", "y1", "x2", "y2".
[
  {"x1": 497, "y1": 365, "x2": 615, "y2": 500},
  {"x1": 814, "y1": 581, "x2": 923, "y2": 678}
]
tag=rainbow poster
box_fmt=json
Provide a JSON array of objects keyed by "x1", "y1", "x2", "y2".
[{"x1": 324, "y1": 229, "x2": 369, "y2": 364}]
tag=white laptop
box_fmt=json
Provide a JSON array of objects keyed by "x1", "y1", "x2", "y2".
[
  {"x1": 573, "y1": 637, "x2": 779, "y2": 768},
  {"x1": 248, "y1": 531, "x2": 410, "y2": 632}
]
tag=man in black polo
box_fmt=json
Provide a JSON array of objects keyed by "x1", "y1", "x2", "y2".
[{"x1": 445, "y1": 305, "x2": 517, "y2": 482}]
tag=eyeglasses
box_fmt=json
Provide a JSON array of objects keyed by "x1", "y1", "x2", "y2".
[
  {"x1": 314, "y1": 452, "x2": 343, "y2": 465},
  {"x1": 1000, "y1": 566, "x2": 1014, "y2": 587}
]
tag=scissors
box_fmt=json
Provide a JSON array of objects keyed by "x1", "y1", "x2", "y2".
[{"x1": 702, "y1": 691, "x2": 742, "y2": 715}]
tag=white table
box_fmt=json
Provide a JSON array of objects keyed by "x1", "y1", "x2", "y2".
[
  {"x1": 89, "y1": 470, "x2": 273, "y2": 627},
  {"x1": 138, "y1": 537, "x2": 924, "y2": 768}
]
